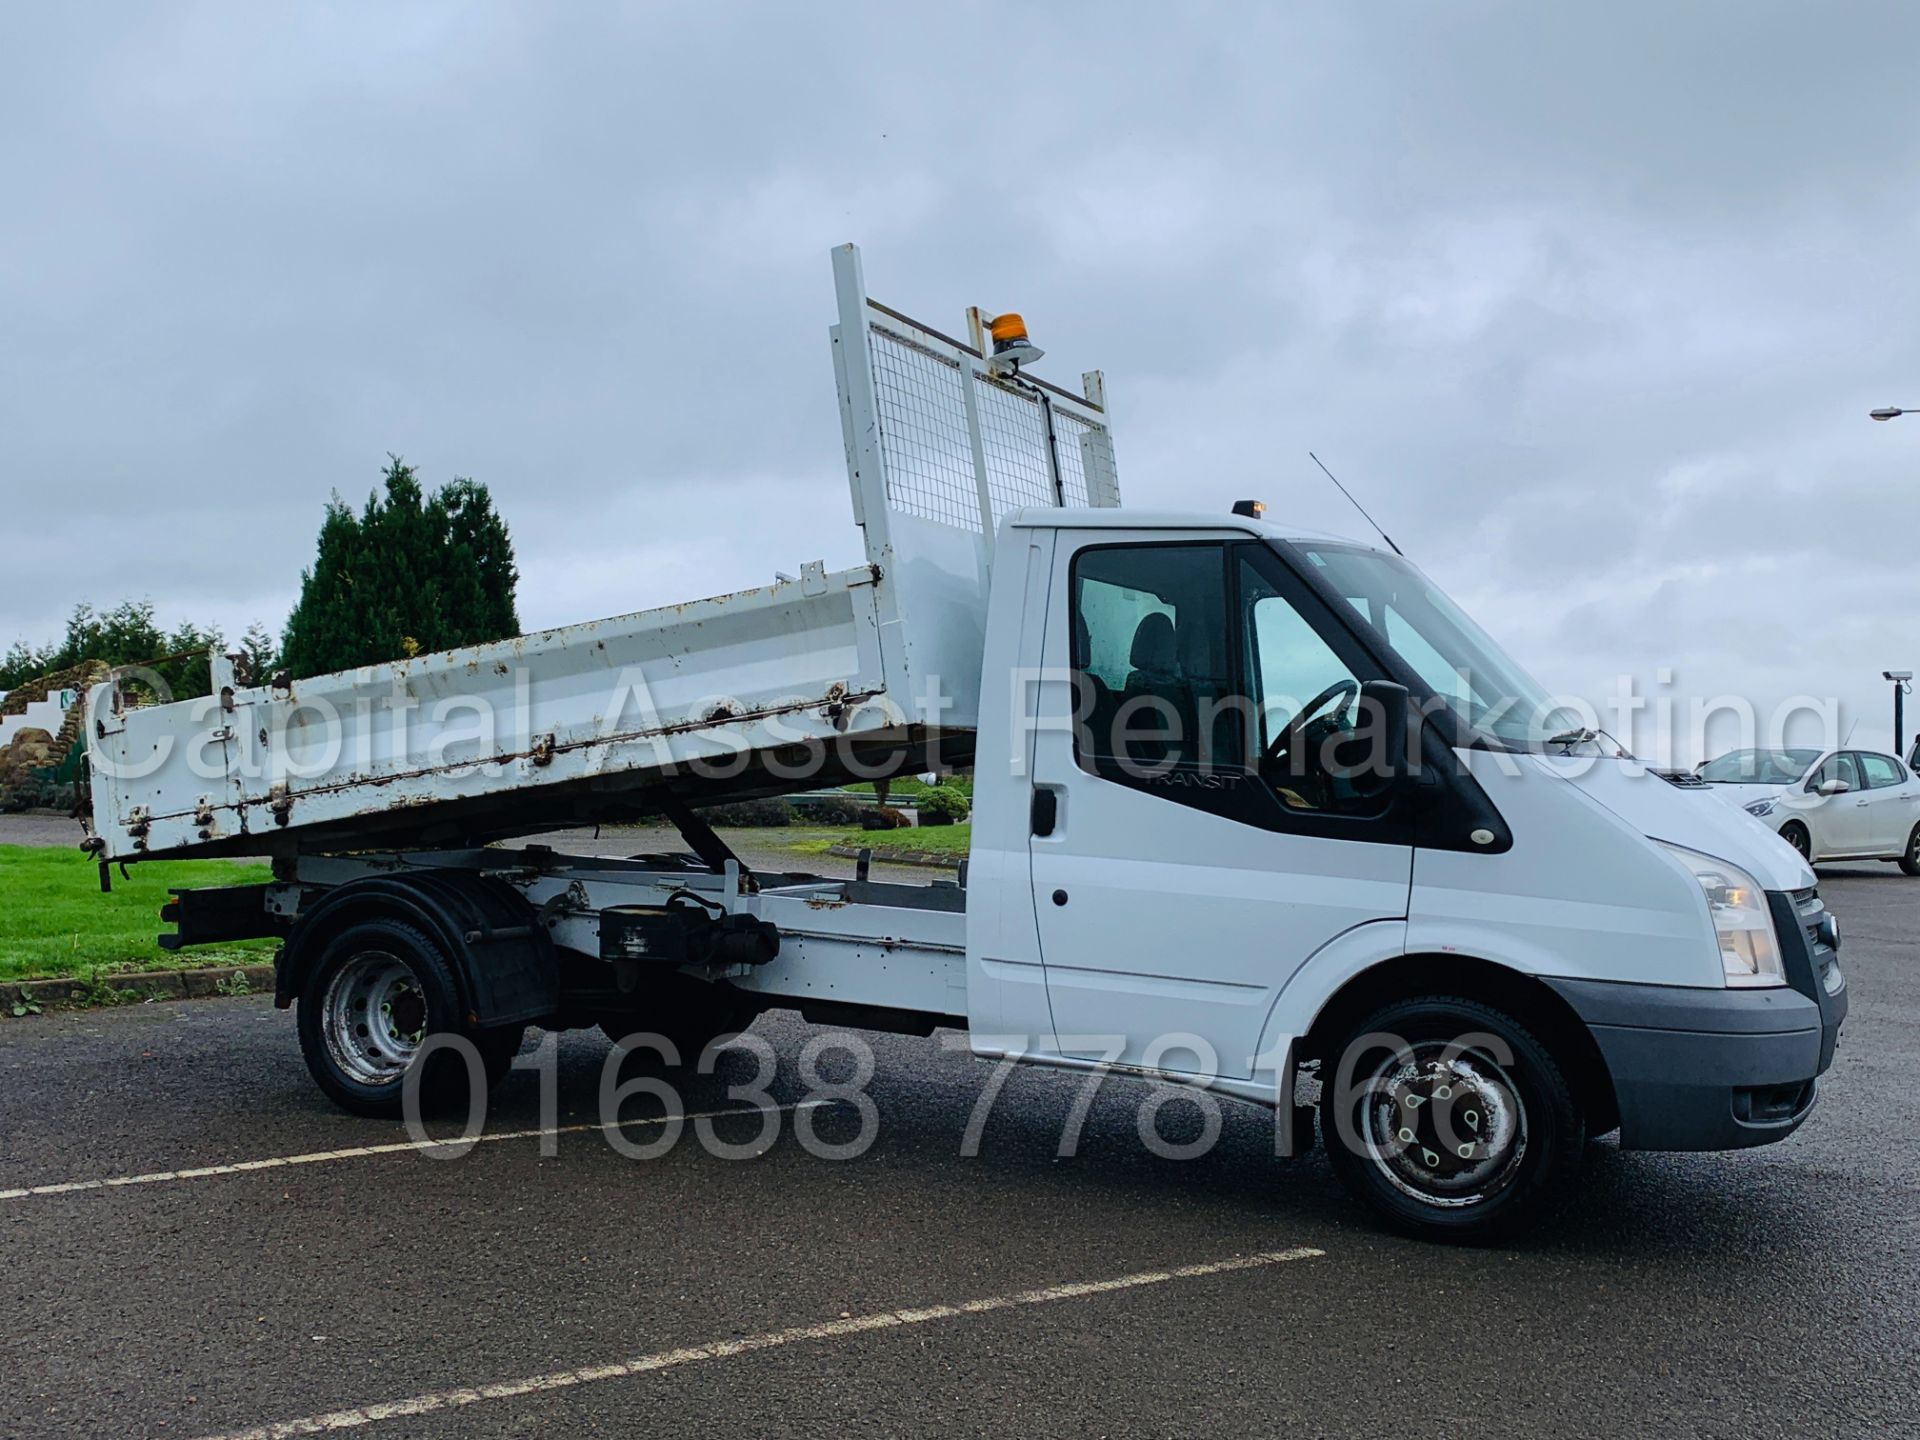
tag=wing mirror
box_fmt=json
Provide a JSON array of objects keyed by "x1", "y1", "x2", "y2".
[
  {"x1": 1330, "y1": 680, "x2": 1414, "y2": 797},
  {"x1": 1815, "y1": 778, "x2": 1851, "y2": 797}
]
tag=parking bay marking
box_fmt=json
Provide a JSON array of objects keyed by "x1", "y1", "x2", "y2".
[
  {"x1": 0, "y1": 1100, "x2": 825, "y2": 1202},
  {"x1": 192, "y1": 1246, "x2": 1326, "y2": 1439}
]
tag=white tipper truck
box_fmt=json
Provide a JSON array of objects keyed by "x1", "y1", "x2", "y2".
[{"x1": 81, "y1": 245, "x2": 1845, "y2": 1240}]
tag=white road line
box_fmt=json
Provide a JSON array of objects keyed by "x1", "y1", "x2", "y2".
[
  {"x1": 193, "y1": 1247, "x2": 1325, "y2": 1439},
  {"x1": 0, "y1": 1101, "x2": 822, "y2": 1202}
]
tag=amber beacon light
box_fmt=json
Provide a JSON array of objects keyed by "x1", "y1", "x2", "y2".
[{"x1": 986, "y1": 311, "x2": 1044, "y2": 372}]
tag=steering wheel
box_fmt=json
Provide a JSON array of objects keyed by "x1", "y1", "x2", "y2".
[{"x1": 1264, "y1": 678, "x2": 1359, "y2": 766}]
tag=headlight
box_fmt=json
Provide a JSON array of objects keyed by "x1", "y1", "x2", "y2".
[
  {"x1": 1660, "y1": 844, "x2": 1786, "y2": 987},
  {"x1": 1743, "y1": 797, "x2": 1778, "y2": 818}
]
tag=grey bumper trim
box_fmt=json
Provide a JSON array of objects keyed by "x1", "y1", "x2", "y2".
[
  {"x1": 1543, "y1": 977, "x2": 1833, "y2": 1152},
  {"x1": 1544, "y1": 977, "x2": 1824, "y2": 1035}
]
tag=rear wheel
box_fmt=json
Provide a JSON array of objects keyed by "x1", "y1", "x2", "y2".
[
  {"x1": 1780, "y1": 821, "x2": 1812, "y2": 865},
  {"x1": 297, "y1": 917, "x2": 512, "y2": 1118},
  {"x1": 1900, "y1": 823, "x2": 1920, "y2": 876},
  {"x1": 1320, "y1": 995, "x2": 1584, "y2": 1243}
]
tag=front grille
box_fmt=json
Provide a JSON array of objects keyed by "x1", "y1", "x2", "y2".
[
  {"x1": 1772, "y1": 886, "x2": 1846, "y2": 1072},
  {"x1": 1789, "y1": 887, "x2": 1843, "y2": 996}
]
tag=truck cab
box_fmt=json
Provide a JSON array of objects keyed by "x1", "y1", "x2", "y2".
[{"x1": 966, "y1": 507, "x2": 1846, "y2": 1237}]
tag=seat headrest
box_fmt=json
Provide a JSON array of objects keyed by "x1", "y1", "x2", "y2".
[
  {"x1": 1129, "y1": 612, "x2": 1178, "y2": 673},
  {"x1": 1177, "y1": 620, "x2": 1221, "y2": 681}
]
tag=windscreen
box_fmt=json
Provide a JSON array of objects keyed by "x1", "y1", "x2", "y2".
[{"x1": 1294, "y1": 542, "x2": 1579, "y2": 749}]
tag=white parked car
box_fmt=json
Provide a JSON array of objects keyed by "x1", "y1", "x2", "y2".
[{"x1": 1699, "y1": 746, "x2": 1920, "y2": 871}]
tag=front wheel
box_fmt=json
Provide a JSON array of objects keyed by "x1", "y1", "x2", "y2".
[
  {"x1": 1319, "y1": 996, "x2": 1584, "y2": 1243},
  {"x1": 1899, "y1": 824, "x2": 1920, "y2": 876}
]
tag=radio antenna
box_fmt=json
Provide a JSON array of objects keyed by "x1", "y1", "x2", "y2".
[{"x1": 1309, "y1": 451, "x2": 1403, "y2": 557}]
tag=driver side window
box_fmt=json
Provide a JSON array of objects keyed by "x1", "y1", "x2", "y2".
[
  {"x1": 1239, "y1": 554, "x2": 1369, "y2": 814},
  {"x1": 1811, "y1": 753, "x2": 1859, "y2": 792}
]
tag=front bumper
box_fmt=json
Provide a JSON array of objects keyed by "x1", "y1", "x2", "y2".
[{"x1": 1544, "y1": 889, "x2": 1847, "y2": 1152}]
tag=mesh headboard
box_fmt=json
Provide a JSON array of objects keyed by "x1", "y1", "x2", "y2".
[{"x1": 831, "y1": 244, "x2": 1120, "y2": 561}]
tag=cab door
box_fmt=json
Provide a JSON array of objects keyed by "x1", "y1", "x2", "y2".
[{"x1": 1027, "y1": 535, "x2": 1412, "y2": 1080}]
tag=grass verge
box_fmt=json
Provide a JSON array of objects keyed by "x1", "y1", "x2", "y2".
[
  {"x1": 769, "y1": 821, "x2": 972, "y2": 859},
  {"x1": 0, "y1": 845, "x2": 275, "y2": 984}
]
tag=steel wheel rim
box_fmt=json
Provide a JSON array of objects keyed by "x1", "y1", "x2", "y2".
[
  {"x1": 1360, "y1": 1042, "x2": 1528, "y2": 1210},
  {"x1": 321, "y1": 950, "x2": 428, "y2": 1087}
]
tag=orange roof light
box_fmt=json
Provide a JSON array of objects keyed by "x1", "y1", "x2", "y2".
[
  {"x1": 988, "y1": 312, "x2": 1028, "y2": 347},
  {"x1": 984, "y1": 310, "x2": 1044, "y2": 372}
]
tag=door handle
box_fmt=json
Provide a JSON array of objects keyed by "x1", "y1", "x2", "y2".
[{"x1": 1031, "y1": 787, "x2": 1059, "y2": 837}]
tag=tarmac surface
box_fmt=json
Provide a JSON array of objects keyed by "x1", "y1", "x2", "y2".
[{"x1": 0, "y1": 813, "x2": 1914, "y2": 1438}]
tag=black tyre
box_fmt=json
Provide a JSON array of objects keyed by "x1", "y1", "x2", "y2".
[
  {"x1": 1899, "y1": 823, "x2": 1920, "y2": 876},
  {"x1": 297, "y1": 917, "x2": 493, "y2": 1119},
  {"x1": 1319, "y1": 995, "x2": 1584, "y2": 1243},
  {"x1": 595, "y1": 974, "x2": 752, "y2": 1066},
  {"x1": 1780, "y1": 822, "x2": 1812, "y2": 865}
]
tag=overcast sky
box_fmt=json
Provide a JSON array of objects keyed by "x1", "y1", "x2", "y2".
[{"x1": 4, "y1": 3, "x2": 1918, "y2": 762}]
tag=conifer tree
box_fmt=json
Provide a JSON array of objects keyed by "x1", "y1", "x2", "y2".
[{"x1": 280, "y1": 456, "x2": 522, "y2": 679}]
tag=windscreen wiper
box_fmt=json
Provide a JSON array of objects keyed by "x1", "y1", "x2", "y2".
[{"x1": 1547, "y1": 727, "x2": 1597, "y2": 749}]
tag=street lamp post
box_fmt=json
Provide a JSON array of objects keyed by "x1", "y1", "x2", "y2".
[
  {"x1": 1886, "y1": 671, "x2": 1913, "y2": 754},
  {"x1": 1870, "y1": 407, "x2": 1920, "y2": 421}
]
